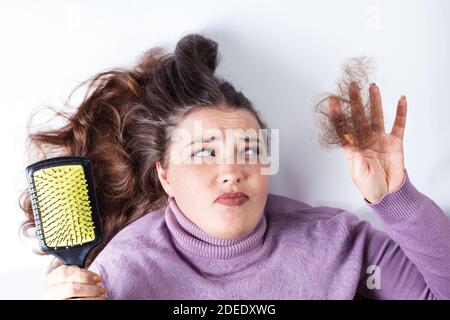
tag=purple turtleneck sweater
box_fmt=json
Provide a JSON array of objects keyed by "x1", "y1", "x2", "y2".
[{"x1": 89, "y1": 170, "x2": 450, "y2": 299}]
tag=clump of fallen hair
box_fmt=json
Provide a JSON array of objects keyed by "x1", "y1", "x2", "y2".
[{"x1": 313, "y1": 56, "x2": 381, "y2": 152}]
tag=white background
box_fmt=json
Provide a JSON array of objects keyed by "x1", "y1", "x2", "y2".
[{"x1": 0, "y1": 0, "x2": 449, "y2": 299}]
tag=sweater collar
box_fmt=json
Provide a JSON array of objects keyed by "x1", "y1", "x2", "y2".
[{"x1": 164, "y1": 197, "x2": 267, "y2": 259}]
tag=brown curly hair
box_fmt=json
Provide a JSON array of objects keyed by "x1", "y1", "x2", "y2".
[
  {"x1": 19, "y1": 34, "x2": 268, "y2": 268},
  {"x1": 313, "y1": 56, "x2": 381, "y2": 152}
]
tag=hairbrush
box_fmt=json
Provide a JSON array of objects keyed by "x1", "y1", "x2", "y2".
[{"x1": 26, "y1": 156, "x2": 102, "y2": 267}]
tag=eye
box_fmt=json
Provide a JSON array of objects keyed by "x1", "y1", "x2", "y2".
[
  {"x1": 244, "y1": 147, "x2": 260, "y2": 156},
  {"x1": 191, "y1": 147, "x2": 215, "y2": 157}
]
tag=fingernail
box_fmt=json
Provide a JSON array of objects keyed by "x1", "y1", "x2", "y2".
[
  {"x1": 343, "y1": 133, "x2": 354, "y2": 145},
  {"x1": 94, "y1": 275, "x2": 102, "y2": 283},
  {"x1": 401, "y1": 95, "x2": 406, "y2": 100}
]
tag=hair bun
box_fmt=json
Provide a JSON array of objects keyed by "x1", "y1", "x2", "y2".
[{"x1": 174, "y1": 34, "x2": 219, "y2": 74}]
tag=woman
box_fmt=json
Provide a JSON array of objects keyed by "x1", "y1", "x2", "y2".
[{"x1": 20, "y1": 34, "x2": 450, "y2": 299}]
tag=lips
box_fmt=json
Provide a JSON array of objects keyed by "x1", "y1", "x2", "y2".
[{"x1": 215, "y1": 192, "x2": 249, "y2": 207}]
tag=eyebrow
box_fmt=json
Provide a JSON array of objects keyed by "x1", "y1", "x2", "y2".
[{"x1": 183, "y1": 136, "x2": 261, "y2": 149}]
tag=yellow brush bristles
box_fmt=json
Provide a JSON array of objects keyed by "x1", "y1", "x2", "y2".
[{"x1": 32, "y1": 165, "x2": 96, "y2": 249}]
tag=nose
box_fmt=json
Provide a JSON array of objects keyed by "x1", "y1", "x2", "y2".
[{"x1": 219, "y1": 165, "x2": 243, "y2": 185}]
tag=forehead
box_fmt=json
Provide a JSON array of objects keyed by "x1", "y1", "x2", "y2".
[{"x1": 178, "y1": 107, "x2": 261, "y2": 132}]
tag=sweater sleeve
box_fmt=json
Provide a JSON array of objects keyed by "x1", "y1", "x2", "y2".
[{"x1": 348, "y1": 169, "x2": 450, "y2": 300}]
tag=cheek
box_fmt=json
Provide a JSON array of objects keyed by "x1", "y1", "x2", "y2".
[
  {"x1": 248, "y1": 167, "x2": 270, "y2": 191},
  {"x1": 170, "y1": 164, "x2": 213, "y2": 191},
  {"x1": 254, "y1": 178, "x2": 269, "y2": 201}
]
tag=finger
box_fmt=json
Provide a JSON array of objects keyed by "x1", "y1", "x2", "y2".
[
  {"x1": 47, "y1": 265, "x2": 102, "y2": 286},
  {"x1": 44, "y1": 283, "x2": 107, "y2": 300},
  {"x1": 390, "y1": 95, "x2": 407, "y2": 140},
  {"x1": 349, "y1": 82, "x2": 370, "y2": 136},
  {"x1": 369, "y1": 83, "x2": 385, "y2": 133},
  {"x1": 328, "y1": 96, "x2": 352, "y2": 146}
]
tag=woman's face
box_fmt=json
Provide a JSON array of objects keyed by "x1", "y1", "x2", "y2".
[{"x1": 156, "y1": 107, "x2": 270, "y2": 239}]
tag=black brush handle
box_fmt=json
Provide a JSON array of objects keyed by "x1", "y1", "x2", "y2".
[{"x1": 50, "y1": 242, "x2": 99, "y2": 267}]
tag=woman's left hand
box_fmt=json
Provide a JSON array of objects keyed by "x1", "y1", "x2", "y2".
[{"x1": 329, "y1": 83, "x2": 408, "y2": 204}]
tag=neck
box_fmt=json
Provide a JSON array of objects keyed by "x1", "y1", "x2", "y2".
[{"x1": 164, "y1": 197, "x2": 267, "y2": 259}]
